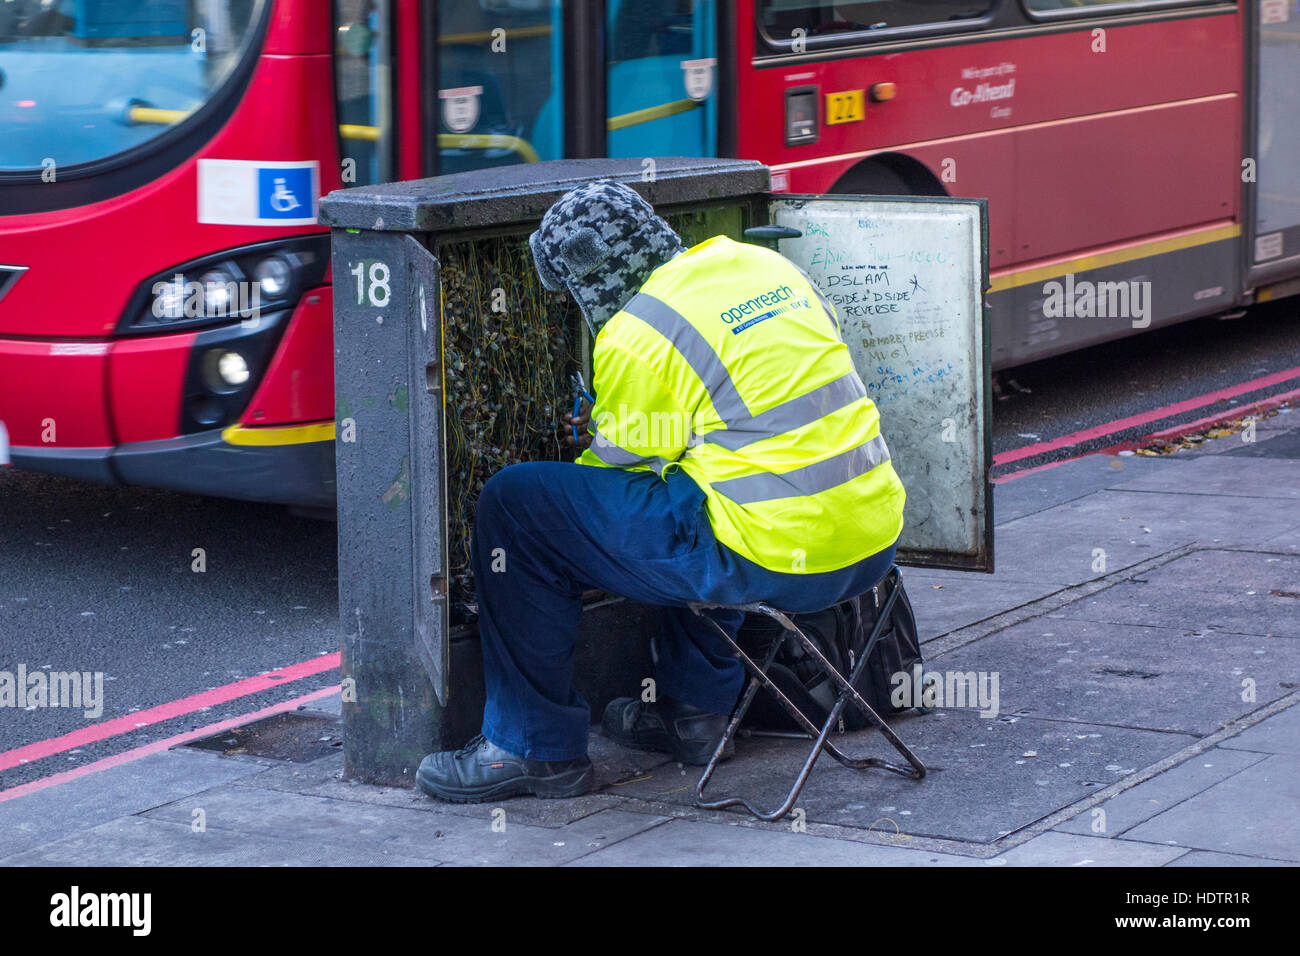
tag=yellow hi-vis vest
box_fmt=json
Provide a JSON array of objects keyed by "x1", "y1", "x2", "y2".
[{"x1": 577, "y1": 234, "x2": 906, "y2": 574}]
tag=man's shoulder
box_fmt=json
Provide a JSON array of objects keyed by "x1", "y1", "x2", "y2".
[{"x1": 651, "y1": 236, "x2": 795, "y2": 287}]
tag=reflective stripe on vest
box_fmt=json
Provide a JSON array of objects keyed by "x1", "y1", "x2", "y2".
[
  {"x1": 588, "y1": 427, "x2": 669, "y2": 473},
  {"x1": 623, "y1": 292, "x2": 866, "y2": 450},
  {"x1": 621, "y1": 293, "x2": 751, "y2": 422},
  {"x1": 703, "y1": 370, "x2": 866, "y2": 452},
  {"x1": 708, "y1": 434, "x2": 892, "y2": 505}
]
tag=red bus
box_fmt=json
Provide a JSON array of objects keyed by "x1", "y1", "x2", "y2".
[{"x1": 1, "y1": 0, "x2": 1296, "y2": 506}]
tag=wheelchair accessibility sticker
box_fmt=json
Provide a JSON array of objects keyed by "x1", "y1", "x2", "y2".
[{"x1": 198, "y1": 159, "x2": 319, "y2": 226}]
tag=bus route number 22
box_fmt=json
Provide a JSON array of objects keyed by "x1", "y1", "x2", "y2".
[{"x1": 351, "y1": 260, "x2": 392, "y2": 308}]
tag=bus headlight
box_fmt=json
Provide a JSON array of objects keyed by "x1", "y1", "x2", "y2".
[
  {"x1": 151, "y1": 279, "x2": 186, "y2": 320},
  {"x1": 201, "y1": 347, "x2": 251, "y2": 392},
  {"x1": 200, "y1": 270, "x2": 236, "y2": 315},
  {"x1": 122, "y1": 236, "x2": 329, "y2": 334},
  {"x1": 254, "y1": 256, "x2": 292, "y2": 298},
  {"x1": 217, "y1": 351, "x2": 250, "y2": 387}
]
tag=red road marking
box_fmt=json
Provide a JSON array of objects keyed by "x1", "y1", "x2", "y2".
[
  {"x1": 1140, "y1": 386, "x2": 1300, "y2": 442},
  {"x1": 994, "y1": 365, "x2": 1300, "y2": 467},
  {"x1": 0, "y1": 686, "x2": 340, "y2": 803},
  {"x1": 0, "y1": 652, "x2": 340, "y2": 773},
  {"x1": 991, "y1": 454, "x2": 1092, "y2": 484},
  {"x1": 993, "y1": 387, "x2": 1300, "y2": 484}
]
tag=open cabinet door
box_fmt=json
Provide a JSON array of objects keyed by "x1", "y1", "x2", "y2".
[
  {"x1": 769, "y1": 195, "x2": 992, "y2": 572},
  {"x1": 405, "y1": 235, "x2": 450, "y2": 704}
]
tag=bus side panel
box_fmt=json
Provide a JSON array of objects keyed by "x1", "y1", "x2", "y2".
[
  {"x1": 1013, "y1": 96, "x2": 1240, "y2": 263},
  {"x1": 994, "y1": 235, "x2": 1238, "y2": 369},
  {"x1": 742, "y1": 16, "x2": 1240, "y2": 176},
  {"x1": 239, "y1": 286, "x2": 335, "y2": 426}
]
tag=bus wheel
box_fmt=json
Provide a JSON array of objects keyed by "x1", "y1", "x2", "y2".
[{"x1": 829, "y1": 153, "x2": 947, "y2": 197}]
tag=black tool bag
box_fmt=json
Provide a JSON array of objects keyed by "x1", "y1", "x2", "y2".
[{"x1": 736, "y1": 567, "x2": 924, "y2": 732}]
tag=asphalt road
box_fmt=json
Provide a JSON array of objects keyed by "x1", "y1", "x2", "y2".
[
  {"x1": 2, "y1": 299, "x2": 1299, "y2": 790},
  {"x1": 0, "y1": 477, "x2": 341, "y2": 788},
  {"x1": 991, "y1": 300, "x2": 1300, "y2": 469}
]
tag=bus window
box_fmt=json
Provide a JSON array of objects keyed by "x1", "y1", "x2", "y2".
[
  {"x1": 1255, "y1": 0, "x2": 1300, "y2": 265},
  {"x1": 606, "y1": 0, "x2": 716, "y2": 159},
  {"x1": 436, "y1": 0, "x2": 564, "y2": 174},
  {"x1": 0, "y1": 0, "x2": 263, "y2": 171},
  {"x1": 758, "y1": 0, "x2": 991, "y2": 47},
  {"x1": 334, "y1": 0, "x2": 394, "y2": 186}
]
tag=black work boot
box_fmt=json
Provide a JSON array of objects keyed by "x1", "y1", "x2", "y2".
[
  {"x1": 416, "y1": 734, "x2": 594, "y2": 803},
  {"x1": 602, "y1": 695, "x2": 734, "y2": 766}
]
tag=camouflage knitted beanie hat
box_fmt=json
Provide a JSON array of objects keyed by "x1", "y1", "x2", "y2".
[{"x1": 529, "y1": 180, "x2": 684, "y2": 338}]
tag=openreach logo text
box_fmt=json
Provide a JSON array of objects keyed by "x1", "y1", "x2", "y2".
[
  {"x1": 0, "y1": 664, "x2": 104, "y2": 718},
  {"x1": 50, "y1": 887, "x2": 151, "y2": 936},
  {"x1": 1041, "y1": 273, "x2": 1152, "y2": 329}
]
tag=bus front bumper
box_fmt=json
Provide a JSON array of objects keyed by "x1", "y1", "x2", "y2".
[{"x1": 8, "y1": 424, "x2": 336, "y2": 508}]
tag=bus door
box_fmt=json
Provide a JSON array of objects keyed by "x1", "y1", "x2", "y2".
[
  {"x1": 1249, "y1": 0, "x2": 1300, "y2": 289},
  {"x1": 335, "y1": 0, "x2": 397, "y2": 187},
  {"x1": 605, "y1": 0, "x2": 718, "y2": 159},
  {"x1": 431, "y1": 0, "x2": 566, "y2": 174}
]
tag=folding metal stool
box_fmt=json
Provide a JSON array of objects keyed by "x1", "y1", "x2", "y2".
[{"x1": 688, "y1": 566, "x2": 926, "y2": 822}]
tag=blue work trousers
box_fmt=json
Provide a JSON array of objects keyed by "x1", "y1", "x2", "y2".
[{"x1": 472, "y1": 461, "x2": 897, "y2": 760}]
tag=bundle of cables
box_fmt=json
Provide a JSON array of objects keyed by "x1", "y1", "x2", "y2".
[{"x1": 440, "y1": 234, "x2": 582, "y2": 620}]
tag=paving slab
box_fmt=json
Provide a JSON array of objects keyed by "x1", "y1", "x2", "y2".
[
  {"x1": 1164, "y1": 850, "x2": 1296, "y2": 866},
  {"x1": 0, "y1": 748, "x2": 270, "y2": 860},
  {"x1": 993, "y1": 454, "x2": 1186, "y2": 524},
  {"x1": 1199, "y1": 407, "x2": 1299, "y2": 447},
  {"x1": 0, "y1": 815, "x2": 434, "y2": 867},
  {"x1": 1122, "y1": 754, "x2": 1300, "y2": 862},
  {"x1": 1106, "y1": 455, "x2": 1300, "y2": 498},
  {"x1": 989, "y1": 831, "x2": 1188, "y2": 866},
  {"x1": 298, "y1": 691, "x2": 342, "y2": 718},
  {"x1": 1218, "y1": 703, "x2": 1300, "y2": 756},
  {"x1": 1138, "y1": 549, "x2": 1300, "y2": 592},
  {"x1": 1054, "y1": 584, "x2": 1300, "y2": 640},
  {"x1": 986, "y1": 490, "x2": 1283, "y2": 586},
  {"x1": 944, "y1": 616, "x2": 1300, "y2": 735},
  {"x1": 238, "y1": 756, "x2": 633, "y2": 829},
  {"x1": 237, "y1": 736, "x2": 664, "y2": 828},
  {"x1": 1054, "y1": 746, "x2": 1266, "y2": 837},
  {"x1": 901, "y1": 572, "x2": 1064, "y2": 640},
  {"x1": 603, "y1": 709, "x2": 1188, "y2": 844},
  {"x1": 1054, "y1": 549, "x2": 1300, "y2": 638},
  {"x1": 569, "y1": 816, "x2": 981, "y2": 866},
  {"x1": 140, "y1": 784, "x2": 667, "y2": 865},
  {"x1": 1260, "y1": 523, "x2": 1300, "y2": 554},
  {"x1": 1222, "y1": 423, "x2": 1300, "y2": 459}
]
